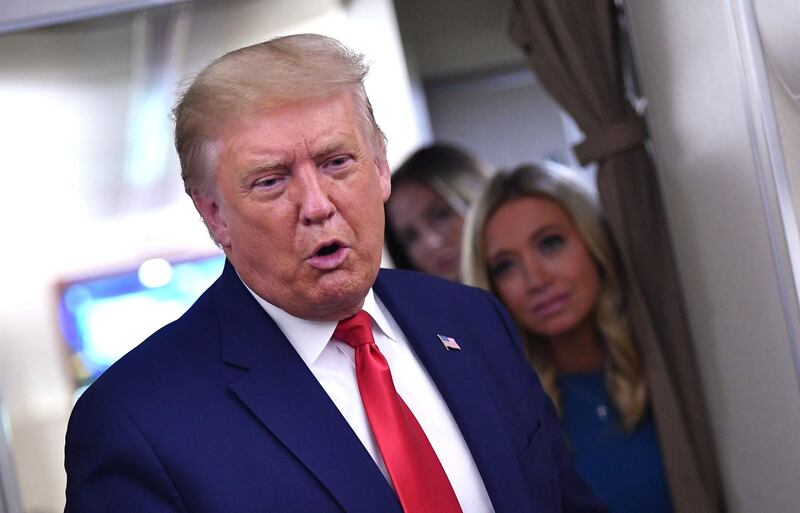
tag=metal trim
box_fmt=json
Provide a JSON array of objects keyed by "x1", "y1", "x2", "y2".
[
  {"x1": 0, "y1": 0, "x2": 188, "y2": 36},
  {"x1": 727, "y1": 0, "x2": 800, "y2": 393}
]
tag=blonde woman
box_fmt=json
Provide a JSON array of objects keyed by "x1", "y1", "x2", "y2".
[
  {"x1": 385, "y1": 143, "x2": 489, "y2": 281},
  {"x1": 463, "y1": 162, "x2": 672, "y2": 513}
]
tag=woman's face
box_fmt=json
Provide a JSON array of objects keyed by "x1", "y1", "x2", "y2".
[
  {"x1": 483, "y1": 196, "x2": 601, "y2": 339},
  {"x1": 387, "y1": 180, "x2": 464, "y2": 281}
]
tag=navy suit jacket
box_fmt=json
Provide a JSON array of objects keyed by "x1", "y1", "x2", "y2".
[{"x1": 65, "y1": 261, "x2": 605, "y2": 513}]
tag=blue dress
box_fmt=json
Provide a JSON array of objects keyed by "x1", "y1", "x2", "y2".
[{"x1": 559, "y1": 372, "x2": 673, "y2": 513}]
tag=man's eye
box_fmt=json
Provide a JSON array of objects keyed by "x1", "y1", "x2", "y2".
[
  {"x1": 254, "y1": 176, "x2": 283, "y2": 188},
  {"x1": 324, "y1": 155, "x2": 353, "y2": 170},
  {"x1": 538, "y1": 234, "x2": 565, "y2": 254}
]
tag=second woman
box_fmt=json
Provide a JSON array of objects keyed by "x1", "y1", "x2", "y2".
[{"x1": 462, "y1": 163, "x2": 672, "y2": 513}]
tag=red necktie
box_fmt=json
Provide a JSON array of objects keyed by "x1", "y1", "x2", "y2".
[{"x1": 334, "y1": 310, "x2": 463, "y2": 513}]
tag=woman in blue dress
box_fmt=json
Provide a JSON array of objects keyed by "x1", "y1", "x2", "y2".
[{"x1": 462, "y1": 162, "x2": 672, "y2": 513}]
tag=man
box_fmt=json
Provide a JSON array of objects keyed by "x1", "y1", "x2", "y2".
[{"x1": 64, "y1": 34, "x2": 605, "y2": 513}]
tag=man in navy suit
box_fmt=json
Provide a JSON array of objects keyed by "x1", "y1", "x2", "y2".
[{"x1": 64, "y1": 34, "x2": 606, "y2": 513}]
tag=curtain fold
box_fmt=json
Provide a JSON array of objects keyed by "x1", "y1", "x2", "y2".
[{"x1": 508, "y1": 2, "x2": 724, "y2": 512}]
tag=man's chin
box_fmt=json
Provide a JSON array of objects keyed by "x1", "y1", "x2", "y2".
[{"x1": 305, "y1": 271, "x2": 375, "y2": 320}]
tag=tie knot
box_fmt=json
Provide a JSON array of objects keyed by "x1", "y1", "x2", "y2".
[{"x1": 334, "y1": 310, "x2": 375, "y2": 349}]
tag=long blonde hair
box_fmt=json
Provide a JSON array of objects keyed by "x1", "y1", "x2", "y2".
[{"x1": 462, "y1": 162, "x2": 646, "y2": 430}]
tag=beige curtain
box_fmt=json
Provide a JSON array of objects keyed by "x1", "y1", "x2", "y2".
[{"x1": 508, "y1": 1, "x2": 724, "y2": 512}]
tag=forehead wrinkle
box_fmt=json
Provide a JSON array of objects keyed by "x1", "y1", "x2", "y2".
[
  {"x1": 221, "y1": 96, "x2": 365, "y2": 176},
  {"x1": 243, "y1": 147, "x2": 294, "y2": 169},
  {"x1": 223, "y1": 130, "x2": 296, "y2": 170}
]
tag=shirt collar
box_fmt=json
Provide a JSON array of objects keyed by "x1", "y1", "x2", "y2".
[
  {"x1": 362, "y1": 288, "x2": 401, "y2": 344},
  {"x1": 241, "y1": 278, "x2": 400, "y2": 367}
]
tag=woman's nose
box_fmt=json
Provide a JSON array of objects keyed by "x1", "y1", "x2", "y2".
[
  {"x1": 421, "y1": 227, "x2": 445, "y2": 249},
  {"x1": 522, "y1": 256, "x2": 549, "y2": 290}
]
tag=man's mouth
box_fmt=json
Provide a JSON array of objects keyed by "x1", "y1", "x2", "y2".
[
  {"x1": 317, "y1": 242, "x2": 341, "y2": 256},
  {"x1": 307, "y1": 240, "x2": 350, "y2": 271}
]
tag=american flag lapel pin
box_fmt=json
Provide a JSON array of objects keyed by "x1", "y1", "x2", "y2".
[{"x1": 437, "y1": 334, "x2": 461, "y2": 351}]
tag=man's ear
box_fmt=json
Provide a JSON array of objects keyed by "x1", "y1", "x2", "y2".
[
  {"x1": 191, "y1": 189, "x2": 231, "y2": 248},
  {"x1": 376, "y1": 155, "x2": 392, "y2": 203}
]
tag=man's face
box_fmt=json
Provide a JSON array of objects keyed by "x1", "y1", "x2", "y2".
[{"x1": 193, "y1": 91, "x2": 391, "y2": 321}]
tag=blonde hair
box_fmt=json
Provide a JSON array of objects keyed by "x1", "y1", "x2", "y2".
[
  {"x1": 462, "y1": 162, "x2": 647, "y2": 430},
  {"x1": 172, "y1": 33, "x2": 386, "y2": 196}
]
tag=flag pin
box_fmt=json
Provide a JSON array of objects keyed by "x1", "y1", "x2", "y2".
[{"x1": 437, "y1": 334, "x2": 461, "y2": 351}]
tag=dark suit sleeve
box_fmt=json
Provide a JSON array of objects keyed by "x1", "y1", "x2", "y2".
[
  {"x1": 482, "y1": 290, "x2": 608, "y2": 513},
  {"x1": 64, "y1": 388, "x2": 188, "y2": 513}
]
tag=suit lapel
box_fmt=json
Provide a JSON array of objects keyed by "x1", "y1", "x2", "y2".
[
  {"x1": 374, "y1": 271, "x2": 533, "y2": 513},
  {"x1": 214, "y1": 262, "x2": 402, "y2": 513}
]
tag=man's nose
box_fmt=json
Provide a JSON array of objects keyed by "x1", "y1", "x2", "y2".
[{"x1": 296, "y1": 168, "x2": 336, "y2": 225}]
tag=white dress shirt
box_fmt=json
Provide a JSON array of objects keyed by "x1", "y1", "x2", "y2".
[{"x1": 245, "y1": 285, "x2": 494, "y2": 513}]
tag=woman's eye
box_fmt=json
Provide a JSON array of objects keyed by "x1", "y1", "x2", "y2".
[
  {"x1": 538, "y1": 234, "x2": 565, "y2": 254},
  {"x1": 425, "y1": 205, "x2": 455, "y2": 229},
  {"x1": 431, "y1": 206, "x2": 453, "y2": 222},
  {"x1": 489, "y1": 259, "x2": 514, "y2": 278},
  {"x1": 399, "y1": 228, "x2": 419, "y2": 247}
]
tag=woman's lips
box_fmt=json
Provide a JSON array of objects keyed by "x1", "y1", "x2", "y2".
[
  {"x1": 436, "y1": 255, "x2": 459, "y2": 273},
  {"x1": 532, "y1": 293, "x2": 570, "y2": 318},
  {"x1": 434, "y1": 250, "x2": 460, "y2": 273},
  {"x1": 307, "y1": 244, "x2": 350, "y2": 271}
]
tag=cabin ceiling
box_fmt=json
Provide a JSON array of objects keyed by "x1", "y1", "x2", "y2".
[{"x1": 393, "y1": 0, "x2": 526, "y2": 80}]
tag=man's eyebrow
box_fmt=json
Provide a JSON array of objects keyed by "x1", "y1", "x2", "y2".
[
  {"x1": 237, "y1": 155, "x2": 291, "y2": 181},
  {"x1": 310, "y1": 139, "x2": 353, "y2": 160}
]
